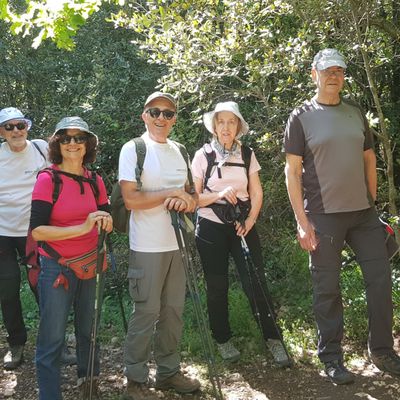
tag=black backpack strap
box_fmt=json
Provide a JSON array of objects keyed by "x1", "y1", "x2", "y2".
[
  {"x1": 172, "y1": 140, "x2": 195, "y2": 194},
  {"x1": 31, "y1": 140, "x2": 46, "y2": 162},
  {"x1": 132, "y1": 137, "x2": 146, "y2": 190},
  {"x1": 88, "y1": 171, "x2": 100, "y2": 201},
  {"x1": 203, "y1": 144, "x2": 252, "y2": 192},
  {"x1": 38, "y1": 168, "x2": 100, "y2": 204},
  {"x1": 203, "y1": 144, "x2": 217, "y2": 192},
  {"x1": 41, "y1": 241, "x2": 62, "y2": 262},
  {"x1": 241, "y1": 144, "x2": 252, "y2": 178},
  {"x1": 37, "y1": 168, "x2": 63, "y2": 204}
]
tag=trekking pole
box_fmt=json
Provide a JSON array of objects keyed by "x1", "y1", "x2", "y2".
[
  {"x1": 86, "y1": 228, "x2": 107, "y2": 400},
  {"x1": 170, "y1": 211, "x2": 224, "y2": 400},
  {"x1": 239, "y1": 235, "x2": 292, "y2": 365}
]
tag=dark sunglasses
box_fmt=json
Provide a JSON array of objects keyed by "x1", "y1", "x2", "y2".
[
  {"x1": 146, "y1": 108, "x2": 176, "y2": 120},
  {"x1": 58, "y1": 134, "x2": 89, "y2": 145},
  {"x1": 2, "y1": 122, "x2": 27, "y2": 131}
]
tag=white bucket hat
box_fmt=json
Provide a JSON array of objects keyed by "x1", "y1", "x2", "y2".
[
  {"x1": 51, "y1": 116, "x2": 98, "y2": 143},
  {"x1": 312, "y1": 48, "x2": 347, "y2": 70},
  {"x1": 203, "y1": 101, "x2": 249, "y2": 139},
  {"x1": 0, "y1": 107, "x2": 32, "y2": 130}
]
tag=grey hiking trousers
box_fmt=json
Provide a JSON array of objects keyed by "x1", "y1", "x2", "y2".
[
  {"x1": 123, "y1": 249, "x2": 186, "y2": 383},
  {"x1": 308, "y1": 207, "x2": 394, "y2": 363}
]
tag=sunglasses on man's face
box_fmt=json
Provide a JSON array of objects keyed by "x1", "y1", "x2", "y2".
[
  {"x1": 2, "y1": 122, "x2": 27, "y2": 131},
  {"x1": 58, "y1": 134, "x2": 89, "y2": 145},
  {"x1": 146, "y1": 108, "x2": 176, "y2": 120}
]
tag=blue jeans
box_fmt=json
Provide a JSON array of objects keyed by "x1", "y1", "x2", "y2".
[{"x1": 36, "y1": 256, "x2": 100, "y2": 400}]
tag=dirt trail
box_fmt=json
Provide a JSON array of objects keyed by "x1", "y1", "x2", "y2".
[{"x1": 2, "y1": 337, "x2": 400, "y2": 400}]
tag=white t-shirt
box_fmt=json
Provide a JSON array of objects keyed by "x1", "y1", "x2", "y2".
[
  {"x1": 0, "y1": 139, "x2": 49, "y2": 236},
  {"x1": 118, "y1": 132, "x2": 188, "y2": 252}
]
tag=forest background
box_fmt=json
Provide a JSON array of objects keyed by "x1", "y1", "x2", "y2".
[{"x1": 1, "y1": 0, "x2": 400, "y2": 374}]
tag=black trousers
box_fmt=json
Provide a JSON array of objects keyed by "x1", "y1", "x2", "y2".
[
  {"x1": 308, "y1": 207, "x2": 394, "y2": 362},
  {"x1": 0, "y1": 236, "x2": 37, "y2": 347},
  {"x1": 195, "y1": 217, "x2": 281, "y2": 344}
]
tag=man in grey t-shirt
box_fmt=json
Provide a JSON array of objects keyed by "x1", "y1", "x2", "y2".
[{"x1": 284, "y1": 49, "x2": 400, "y2": 385}]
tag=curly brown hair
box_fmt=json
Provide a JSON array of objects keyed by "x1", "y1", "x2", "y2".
[{"x1": 48, "y1": 129, "x2": 98, "y2": 165}]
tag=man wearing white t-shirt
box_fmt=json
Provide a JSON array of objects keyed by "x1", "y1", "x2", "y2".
[
  {"x1": 119, "y1": 92, "x2": 199, "y2": 400},
  {"x1": 0, "y1": 107, "x2": 48, "y2": 370}
]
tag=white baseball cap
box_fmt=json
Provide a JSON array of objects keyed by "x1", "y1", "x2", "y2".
[
  {"x1": 144, "y1": 91, "x2": 176, "y2": 109},
  {"x1": 312, "y1": 48, "x2": 347, "y2": 70},
  {"x1": 203, "y1": 101, "x2": 249, "y2": 139}
]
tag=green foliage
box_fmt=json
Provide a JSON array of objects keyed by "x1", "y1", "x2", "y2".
[
  {"x1": 1, "y1": 0, "x2": 400, "y2": 364},
  {"x1": 19, "y1": 270, "x2": 40, "y2": 332},
  {"x1": 3, "y1": 0, "x2": 113, "y2": 50}
]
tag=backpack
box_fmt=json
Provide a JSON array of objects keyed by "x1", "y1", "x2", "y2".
[
  {"x1": 111, "y1": 137, "x2": 194, "y2": 234},
  {"x1": 202, "y1": 143, "x2": 252, "y2": 192}
]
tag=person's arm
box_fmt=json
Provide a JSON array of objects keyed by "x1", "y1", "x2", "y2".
[
  {"x1": 120, "y1": 180, "x2": 197, "y2": 212},
  {"x1": 32, "y1": 210, "x2": 112, "y2": 241},
  {"x1": 194, "y1": 176, "x2": 239, "y2": 207},
  {"x1": 236, "y1": 171, "x2": 262, "y2": 236},
  {"x1": 363, "y1": 148, "x2": 377, "y2": 202},
  {"x1": 285, "y1": 153, "x2": 317, "y2": 251}
]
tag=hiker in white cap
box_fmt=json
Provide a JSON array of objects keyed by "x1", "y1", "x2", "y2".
[
  {"x1": 284, "y1": 48, "x2": 400, "y2": 384},
  {"x1": 191, "y1": 101, "x2": 290, "y2": 367},
  {"x1": 0, "y1": 107, "x2": 49, "y2": 370}
]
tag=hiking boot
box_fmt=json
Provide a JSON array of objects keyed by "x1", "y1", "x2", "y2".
[
  {"x1": 217, "y1": 340, "x2": 240, "y2": 362},
  {"x1": 121, "y1": 380, "x2": 158, "y2": 400},
  {"x1": 370, "y1": 351, "x2": 400, "y2": 375},
  {"x1": 61, "y1": 345, "x2": 77, "y2": 366},
  {"x1": 155, "y1": 371, "x2": 200, "y2": 394},
  {"x1": 79, "y1": 377, "x2": 100, "y2": 400},
  {"x1": 266, "y1": 339, "x2": 292, "y2": 368},
  {"x1": 324, "y1": 360, "x2": 355, "y2": 385},
  {"x1": 3, "y1": 345, "x2": 24, "y2": 370}
]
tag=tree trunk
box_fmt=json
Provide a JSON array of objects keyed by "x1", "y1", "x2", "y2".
[{"x1": 350, "y1": 1, "x2": 399, "y2": 242}]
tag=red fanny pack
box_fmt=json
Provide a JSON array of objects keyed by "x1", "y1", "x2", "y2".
[
  {"x1": 59, "y1": 248, "x2": 107, "y2": 280},
  {"x1": 41, "y1": 241, "x2": 108, "y2": 280}
]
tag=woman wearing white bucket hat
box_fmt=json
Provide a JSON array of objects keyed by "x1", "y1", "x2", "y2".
[{"x1": 191, "y1": 102, "x2": 290, "y2": 367}]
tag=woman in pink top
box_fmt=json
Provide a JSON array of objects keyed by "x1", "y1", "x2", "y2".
[
  {"x1": 191, "y1": 102, "x2": 290, "y2": 367},
  {"x1": 30, "y1": 117, "x2": 113, "y2": 400}
]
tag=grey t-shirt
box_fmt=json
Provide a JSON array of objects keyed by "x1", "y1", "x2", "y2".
[{"x1": 284, "y1": 97, "x2": 374, "y2": 214}]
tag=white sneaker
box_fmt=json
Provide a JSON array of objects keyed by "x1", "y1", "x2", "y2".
[
  {"x1": 217, "y1": 340, "x2": 240, "y2": 362},
  {"x1": 266, "y1": 339, "x2": 291, "y2": 367}
]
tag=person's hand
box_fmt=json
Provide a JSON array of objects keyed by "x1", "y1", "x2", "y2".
[
  {"x1": 83, "y1": 211, "x2": 113, "y2": 234},
  {"x1": 235, "y1": 217, "x2": 256, "y2": 237},
  {"x1": 164, "y1": 197, "x2": 187, "y2": 212},
  {"x1": 218, "y1": 186, "x2": 237, "y2": 205},
  {"x1": 296, "y1": 219, "x2": 318, "y2": 252},
  {"x1": 175, "y1": 189, "x2": 197, "y2": 212},
  {"x1": 98, "y1": 213, "x2": 113, "y2": 233}
]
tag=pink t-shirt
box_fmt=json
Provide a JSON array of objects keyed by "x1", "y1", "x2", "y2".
[
  {"x1": 32, "y1": 165, "x2": 108, "y2": 258},
  {"x1": 191, "y1": 145, "x2": 261, "y2": 223}
]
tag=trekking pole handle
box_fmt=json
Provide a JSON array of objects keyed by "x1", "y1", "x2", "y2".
[{"x1": 240, "y1": 236, "x2": 250, "y2": 254}]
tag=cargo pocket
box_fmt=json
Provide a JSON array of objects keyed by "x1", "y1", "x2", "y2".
[{"x1": 127, "y1": 268, "x2": 148, "y2": 302}]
